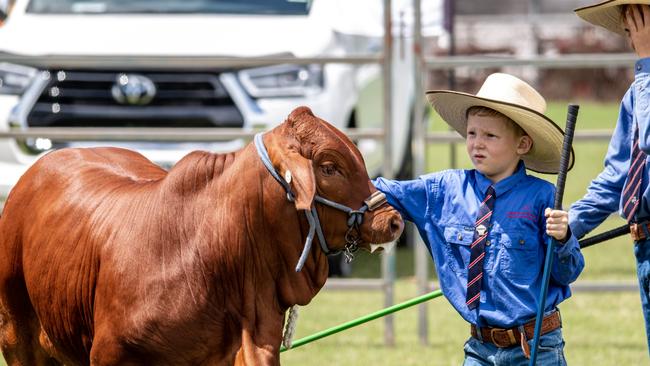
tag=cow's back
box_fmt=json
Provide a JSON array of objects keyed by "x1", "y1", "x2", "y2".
[{"x1": 0, "y1": 147, "x2": 167, "y2": 364}]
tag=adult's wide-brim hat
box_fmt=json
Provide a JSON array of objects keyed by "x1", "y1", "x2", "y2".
[
  {"x1": 575, "y1": 0, "x2": 646, "y2": 35},
  {"x1": 426, "y1": 73, "x2": 574, "y2": 174}
]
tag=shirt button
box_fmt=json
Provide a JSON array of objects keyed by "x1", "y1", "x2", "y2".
[
  {"x1": 486, "y1": 240, "x2": 491, "y2": 246},
  {"x1": 457, "y1": 233, "x2": 463, "y2": 240},
  {"x1": 519, "y1": 239, "x2": 525, "y2": 245}
]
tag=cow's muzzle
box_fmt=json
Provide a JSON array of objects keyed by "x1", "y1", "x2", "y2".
[{"x1": 362, "y1": 207, "x2": 404, "y2": 250}]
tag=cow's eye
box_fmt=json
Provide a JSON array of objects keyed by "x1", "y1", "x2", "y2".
[{"x1": 320, "y1": 163, "x2": 337, "y2": 176}]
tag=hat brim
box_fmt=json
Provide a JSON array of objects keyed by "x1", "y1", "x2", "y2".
[
  {"x1": 575, "y1": 0, "x2": 650, "y2": 35},
  {"x1": 426, "y1": 90, "x2": 575, "y2": 175}
]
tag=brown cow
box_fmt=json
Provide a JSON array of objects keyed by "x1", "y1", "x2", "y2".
[{"x1": 0, "y1": 106, "x2": 403, "y2": 365}]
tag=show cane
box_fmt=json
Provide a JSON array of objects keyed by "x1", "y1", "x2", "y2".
[
  {"x1": 579, "y1": 224, "x2": 630, "y2": 249},
  {"x1": 529, "y1": 104, "x2": 578, "y2": 366}
]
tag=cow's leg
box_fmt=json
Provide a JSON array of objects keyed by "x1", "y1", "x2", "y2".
[
  {"x1": 0, "y1": 278, "x2": 58, "y2": 365},
  {"x1": 89, "y1": 336, "x2": 122, "y2": 366},
  {"x1": 89, "y1": 329, "x2": 142, "y2": 366},
  {"x1": 234, "y1": 326, "x2": 280, "y2": 366}
]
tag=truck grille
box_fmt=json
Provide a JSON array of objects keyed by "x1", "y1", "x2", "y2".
[{"x1": 26, "y1": 70, "x2": 244, "y2": 128}]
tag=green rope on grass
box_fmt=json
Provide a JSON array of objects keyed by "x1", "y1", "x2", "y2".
[{"x1": 280, "y1": 289, "x2": 443, "y2": 352}]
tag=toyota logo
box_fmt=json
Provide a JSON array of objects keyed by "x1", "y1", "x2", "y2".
[{"x1": 111, "y1": 73, "x2": 156, "y2": 105}]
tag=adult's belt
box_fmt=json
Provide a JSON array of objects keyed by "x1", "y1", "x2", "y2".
[
  {"x1": 630, "y1": 221, "x2": 650, "y2": 241},
  {"x1": 470, "y1": 311, "x2": 562, "y2": 359}
]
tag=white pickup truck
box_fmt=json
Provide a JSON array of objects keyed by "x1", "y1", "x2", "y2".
[{"x1": 0, "y1": 0, "x2": 440, "y2": 200}]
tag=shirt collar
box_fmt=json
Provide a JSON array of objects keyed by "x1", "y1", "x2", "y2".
[{"x1": 474, "y1": 160, "x2": 527, "y2": 197}]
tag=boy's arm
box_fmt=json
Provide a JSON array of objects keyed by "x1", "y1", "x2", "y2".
[
  {"x1": 372, "y1": 177, "x2": 429, "y2": 226},
  {"x1": 548, "y1": 231, "x2": 584, "y2": 286},
  {"x1": 569, "y1": 91, "x2": 632, "y2": 239}
]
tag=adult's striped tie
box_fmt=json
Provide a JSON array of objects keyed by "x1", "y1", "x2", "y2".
[
  {"x1": 466, "y1": 185, "x2": 496, "y2": 310},
  {"x1": 622, "y1": 125, "x2": 646, "y2": 223}
]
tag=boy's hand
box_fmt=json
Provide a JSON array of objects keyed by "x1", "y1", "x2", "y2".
[
  {"x1": 625, "y1": 5, "x2": 650, "y2": 58},
  {"x1": 545, "y1": 208, "x2": 570, "y2": 243}
]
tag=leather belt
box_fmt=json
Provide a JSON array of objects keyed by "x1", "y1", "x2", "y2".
[
  {"x1": 630, "y1": 222, "x2": 650, "y2": 241},
  {"x1": 470, "y1": 311, "x2": 562, "y2": 358}
]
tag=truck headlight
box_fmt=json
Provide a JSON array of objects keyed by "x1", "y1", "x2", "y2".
[
  {"x1": 238, "y1": 64, "x2": 323, "y2": 98},
  {"x1": 0, "y1": 63, "x2": 38, "y2": 95}
]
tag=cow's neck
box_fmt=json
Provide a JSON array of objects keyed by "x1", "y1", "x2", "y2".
[
  {"x1": 260, "y1": 182, "x2": 329, "y2": 309},
  {"x1": 233, "y1": 145, "x2": 329, "y2": 308},
  {"x1": 167, "y1": 145, "x2": 328, "y2": 323}
]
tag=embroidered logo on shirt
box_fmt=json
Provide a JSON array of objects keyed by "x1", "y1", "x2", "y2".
[{"x1": 506, "y1": 205, "x2": 536, "y2": 221}]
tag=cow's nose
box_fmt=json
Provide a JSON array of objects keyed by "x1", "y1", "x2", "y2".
[{"x1": 389, "y1": 214, "x2": 404, "y2": 238}]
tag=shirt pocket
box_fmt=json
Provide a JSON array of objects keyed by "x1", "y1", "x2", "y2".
[
  {"x1": 443, "y1": 225, "x2": 474, "y2": 274},
  {"x1": 499, "y1": 231, "x2": 540, "y2": 280}
]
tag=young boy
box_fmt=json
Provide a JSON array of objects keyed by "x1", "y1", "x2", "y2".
[
  {"x1": 374, "y1": 73, "x2": 584, "y2": 365},
  {"x1": 572, "y1": 1, "x2": 650, "y2": 354}
]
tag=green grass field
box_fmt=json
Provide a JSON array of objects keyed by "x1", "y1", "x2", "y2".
[
  {"x1": 281, "y1": 282, "x2": 646, "y2": 365},
  {"x1": 2, "y1": 101, "x2": 646, "y2": 364},
  {"x1": 281, "y1": 100, "x2": 648, "y2": 365}
]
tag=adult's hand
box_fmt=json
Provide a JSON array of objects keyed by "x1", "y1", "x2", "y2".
[{"x1": 625, "y1": 4, "x2": 650, "y2": 58}]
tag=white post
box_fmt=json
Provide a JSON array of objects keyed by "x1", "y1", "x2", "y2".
[
  {"x1": 381, "y1": 0, "x2": 395, "y2": 347},
  {"x1": 412, "y1": 0, "x2": 429, "y2": 345}
]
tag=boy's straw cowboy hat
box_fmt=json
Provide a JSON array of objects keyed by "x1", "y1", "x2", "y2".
[
  {"x1": 575, "y1": 0, "x2": 649, "y2": 35},
  {"x1": 426, "y1": 73, "x2": 574, "y2": 174}
]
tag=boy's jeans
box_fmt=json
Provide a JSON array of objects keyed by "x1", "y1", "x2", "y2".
[
  {"x1": 463, "y1": 328, "x2": 567, "y2": 366},
  {"x1": 635, "y1": 239, "x2": 650, "y2": 356}
]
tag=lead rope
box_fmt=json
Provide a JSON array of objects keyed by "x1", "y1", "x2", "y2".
[{"x1": 282, "y1": 305, "x2": 300, "y2": 349}]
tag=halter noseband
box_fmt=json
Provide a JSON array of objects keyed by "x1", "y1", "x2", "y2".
[{"x1": 254, "y1": 133, "x2": 387, "y2": 272}]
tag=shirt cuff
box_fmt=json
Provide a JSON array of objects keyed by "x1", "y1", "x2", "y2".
[
  {"x1": 554, "y1": 232, "x2": 579, "y2": 259},
  {"x1": 568, "y1": 218, "x2": 587, "y2": 240}
]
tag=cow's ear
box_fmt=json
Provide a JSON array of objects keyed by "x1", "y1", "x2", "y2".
[{"x1": 266, "y1": 134, "x2": 316, "y2": 211}]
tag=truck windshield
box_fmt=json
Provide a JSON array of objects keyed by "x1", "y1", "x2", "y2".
[{"x1": 26, "y1": 0, "x2": 312, "y2": 15}]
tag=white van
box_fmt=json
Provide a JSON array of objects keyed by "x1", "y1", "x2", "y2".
[{"x1": 0, "y1": 0, "x2": 441, "y2": 199}]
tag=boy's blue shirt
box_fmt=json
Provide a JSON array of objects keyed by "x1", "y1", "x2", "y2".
[
  {"x1": 570, "y1": 58, "x2": 650, "y2": 236},
  {"x1": 373, "y1": 161, "x2": 584, "y2": 328}
]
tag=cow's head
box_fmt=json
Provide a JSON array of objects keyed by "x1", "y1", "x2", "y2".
[{"x1": 264, "y1": 106, "x2": 404, "y2": 261}]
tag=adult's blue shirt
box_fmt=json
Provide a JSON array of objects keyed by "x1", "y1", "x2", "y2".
[
  {"x1": 373, "y1": 162, "x2": 584, "y2": 328},
  {"x1": 570, "y1": 59, "x2": 650, "y2": 237}
]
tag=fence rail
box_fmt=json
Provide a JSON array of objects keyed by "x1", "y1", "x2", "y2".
[
  {"x1": 0, "y1": 127, "x2": 385, "y2": 141},
  {"x1": 423, "y1": 53, "x2": 638, "y2": 70},
  {"x1": 0, "y1": 128, "x2": 614, "y2": 142},
  {"x1": 0, "y1": 53, "x2": 382, "y2": 69},
  {"x1": 423, "y1": 130, "x2": 613, "y2": 143}
]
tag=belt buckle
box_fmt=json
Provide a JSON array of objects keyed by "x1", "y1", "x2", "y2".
[
  {"x1": 490, "y1": 328, "x2": 516, "y2": 348},
  {"x1": 630, "y1": 223, "x2": 643, "y2": 241}
]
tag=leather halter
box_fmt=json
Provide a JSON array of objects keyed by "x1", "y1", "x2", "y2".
[{"x1": 254, "y1": 133, "x2": 387, "y2": 272}]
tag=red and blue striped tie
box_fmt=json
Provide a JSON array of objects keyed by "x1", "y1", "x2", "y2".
[
  {"x1": 466, "y1": 185, "x2": 496, "y2": 310},
  {"x1": 622, "y1": 125, "x2": 646, "y2": 223}
]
